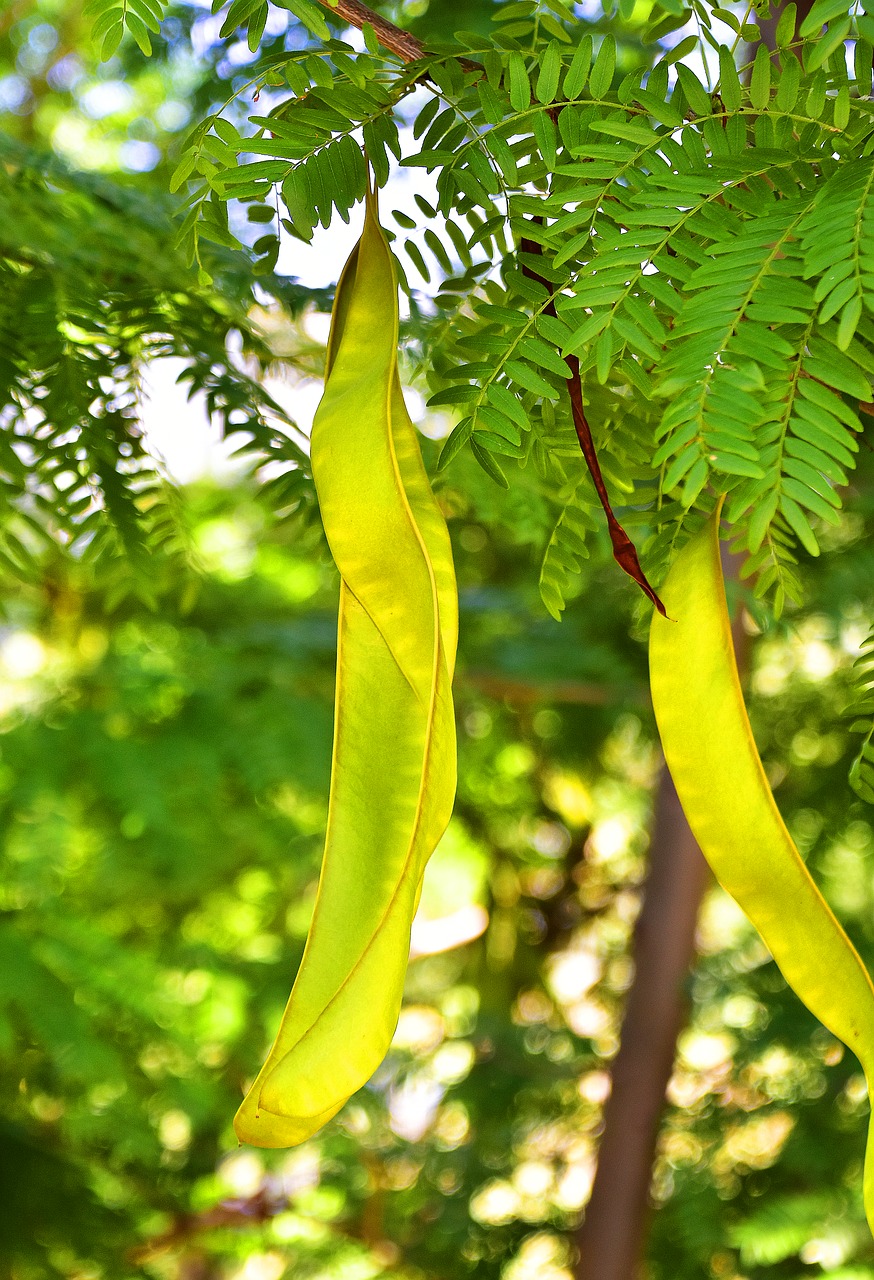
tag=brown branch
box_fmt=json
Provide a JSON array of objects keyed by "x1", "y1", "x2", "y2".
[
  {"x1": 130, "y1": 1183, "x2": 452, "y2": 1280},
  {"x1": 314, "y1": 0, "x2": 426, "y2": 62},
  {"x1": 574, "y1": 765, "x2": 709, "y2": 1280},
  {"x1": 313, "y1": 0, "x2": 480, "y2": 72},
  {"x1": 520, "y1": 233, "x2": 667, "y2": 616},
  {"x1": 130, "y1": 1186, "x2": 395, "y2": 1268},
  {"x1": 129, "y1": 1190, "x2": 280, "y2": 1263},
  {"x1": 460, "y1": 671, "x2": 648, "y2": 707}
]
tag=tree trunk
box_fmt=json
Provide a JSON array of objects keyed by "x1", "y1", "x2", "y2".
[{"x1": 573, "y1": 765, "x2": 709, "y2": 1280}]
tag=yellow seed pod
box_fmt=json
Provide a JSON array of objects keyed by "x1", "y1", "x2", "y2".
[
  {"x1": 650, "y1": 506, "x2": 874, "y2": 1236},
  {"x1": 234, "y1": 188, "x2": 457, "y2": 1148}
]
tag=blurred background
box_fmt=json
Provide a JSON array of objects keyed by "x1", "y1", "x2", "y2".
[{"x1": 3, "y1": 2, "x2": 874, "y2": 1278}]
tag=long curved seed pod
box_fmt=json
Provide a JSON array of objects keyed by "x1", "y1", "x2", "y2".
[
  {"x1": 650, "y1": 508, "x2": 874, "y2": 1235},
  {"x1": 235, "y1": 189, "x2": 457, "y2": 1148}
]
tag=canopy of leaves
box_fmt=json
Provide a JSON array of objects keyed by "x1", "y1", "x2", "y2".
[
  {"x1": 0, "y1": 135, "x2": 316, "y2": 602},
  {"x1": 60, "y1": 0, "x2": 874, "y2": 777},
  {"x1": 3, "y1": 0, "x2": 874, "y2": 1277},
  {"x1": 149, "y1": 0, "x2": 874, "y2": 617}
]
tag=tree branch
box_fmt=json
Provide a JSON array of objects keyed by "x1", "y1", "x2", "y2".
[
  {"x1": 460, "y1": 671, "x2": 647, "y2": 707},
  {"x1": 574, "y1": 765, "x2": 709, "y2": 1280},
  {"x1": 315, "y1": 0, "x2": 426, "y2": 62}
]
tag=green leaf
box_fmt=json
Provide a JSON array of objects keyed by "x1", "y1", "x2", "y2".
[
  {"x1": 472, "y1": 428, "x2": 524, "y2": 457},
  {"x1": 505, "y1": 359, "x2": 560, "y2": 398},
  {"x1": 489, "y1": 131, "x2": 519, "y2": 184},
  {"x1": 805, "y1": 17, "x2": 852, "y2": 71},
  {"x1": 169, "y1": 150, "x2": 197, "y2": 191},
  {"x1": 487, "y1": 382, "x2": 529, "y2": 427},
  {"x1": 220, "y1": 0, "x2": 263, "y2": 38},
  {"x1": 508, "y1": 53, "x2": 532, "y2": 112},
  {"x1": 837, "y1": 296, "x2": 863, "y2": 349},
  {"x1": 588, "y1": 35, "x2": 616, "y2": 98},
  {"x1": 539, "y1": 477, "x2": 597, "y2": 618},
  {"x1": 536, "y1": 41, "x2": 563, "y2": 104},
  {"x1": 775, "y1": 1, "x2": 798, "y2": 43},
  {"x1": 750, "y1": 45, "x2": 772, "y2": 111},
  {"x1": 717, "y1": 45, "x2": 742, "y2": 113},
  {"x1": 634, "y1": 88, "x2": 682, "y2": 128},
  {"x1": 427, "y1": 384, "x2": 478, "y2": 406},
  {"x1": 847, "y1": 628, "x2": 874, "y2": 803},
  {"x1": 675, "y1": 64, "x2": 712, "y2": 115},
  {"x1": 533, "y1": 111, "x2": 558, "y2": 169},
  {"x1": 856, "y1": 40, "x2": 874, "y2": 95},
  {"x1": 424, "y1": 227, "x2": 452, "y2": 274},
  {"x1": 247, "y1": 1, "x2": 268, "y2": 48},
  {"x1": 662, "y1": 34, "x2": 700, "y2": 65},
  {"x1": 799, "y1": 0, "x2": 851, "y2": 37},
  {"x1": 413, "y1": 96, "x2": 440, "y2": 139},
  {"x1": 518, "y1": 335, "x2": 570, "y2": 377},
  {"x1": 436, "y1": 416, "x2": 473, "y2": 469},
  {"x1": 804, "y1": 345, "x2": 870, "y2": 399},
  {"x1": 477, "y1": 80, "x2": 505, "y2": 125},
  {"x1": 128, "y1": 0, "x2": 162, "y2": 31},
  {"x1": 589, "y1": 117, "x2": 655, "y2": 145},
  {"x1": 540, "y1": 10, "x2": 572, "y2": 40},
  {"x1": 471, "y1": 438, "x2": 510, "y2": 486},
  {"x1": 276, "y1": 0, "x2": 330, "y2": 38},
  {"x1": 563, "y1": 35, "x2": 592, "y2": 98},
  {"x1": 476, "y1": 405, "x2": 522, "y2": 443},
  {"x1": 101, "y1": 20, "x2": 124, "y2": 59},
  {"x1": 780, "y1": 491, "x2": 820, "y2": 553}
]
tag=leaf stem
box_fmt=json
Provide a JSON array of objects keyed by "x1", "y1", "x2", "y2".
[{"x1": 520, "y1": 230, "x2": 667, "y2": 616}]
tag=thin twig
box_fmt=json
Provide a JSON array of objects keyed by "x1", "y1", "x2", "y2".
[
  {"x1": 461, "y1": 671, "x2": 648, "y2": 707},
  {"x1": 574, "y1": 766, "x2": 709, "y2": 1280},
  {"x1": 313, "y1": 0, "x2": 480, "y2": 72},
  {"x1": 314, "y1": 0, "x2": 426, "y2": 62}
]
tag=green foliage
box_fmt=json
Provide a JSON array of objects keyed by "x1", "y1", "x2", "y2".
[
  {"x1": 101, "y1": 0, "x2": 874, "y2": 798},
  {"x1": 2, "y1": 476, "x2": 874, "y2": 1279},
  {"x1": 730, "y1": 1192, "x2": 839, "y2": 1265},
  {"x1": 86, "y1": 0, "x2": 171, "y2": 59},
  {"x1": 0, "y1": 136, "x2": 317, "y2": 603},
  {"x1": 139, "y1": 2, "x2": 872, "y2": 632},
  {"x1": 7, "y1": 0, "x2": 874, "y2": 1274},
  {"x1": 849, "y1": 626, "x2": 874, "y2": 804},
  {"x1": 538, "y1": 474, "x2": 597, "y2": 620}
]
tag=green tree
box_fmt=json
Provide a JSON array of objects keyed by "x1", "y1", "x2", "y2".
[{"x1": 4, "y1": 2, "x2": 874, "y2": 1279}]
